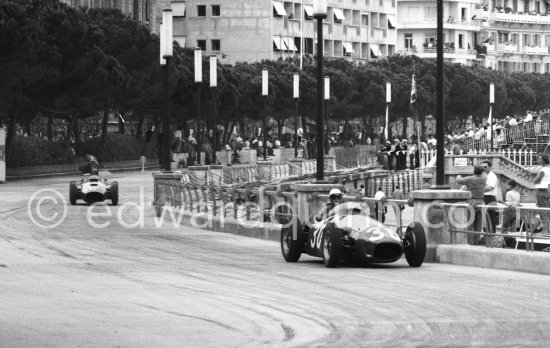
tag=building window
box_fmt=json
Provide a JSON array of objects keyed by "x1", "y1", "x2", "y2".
[
  {"x1": 458, "y1": 34, "x2": 464, "y2": 49},
  {"x1": 379, "y1": 0, "x2": 384, "y2": 7},
  {"x1": 171, "y1": 1, "x2": 186, "y2": 17},
  {"x1": 273, "y1": 1, "x2": 287, "y2": 16},
  {"x1": 535, "y1": 1, "x2": 541, "y2": 13},
  {"x1": 404, "y1": 33, "x2": 413, "y2": 49},
  {"x1": 365, "y1": 0, "x2": 369, "y2": 6},
  {"x1": 304, "y1": 5, "x2": 313, "y2": 20},
  {"x1": 211, "y1": 39, "x2": 220, "y2": 51},
  {"x1": 362, "y1": 14, "x2": 369, "y2": 26},
  {"x1": 333, "y1": 8, "x2": 345, "y2": 23},
  {"x1": 197, "y1": 5, "x2": 206, "y2": 17},
  {"x1": 546, "y1": 63, "x2": 550, "y2": 73},
  {"x1": 197, "y1": 40, "x2": 206, "y2": 50},
  {"x1": 212, "y1": 5, "x2": 220, "y2": 16}
]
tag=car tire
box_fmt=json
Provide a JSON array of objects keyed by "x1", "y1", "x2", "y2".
[
  {"x1": 69, "y1": 181, "x2": 77, "y2": 205},
  {"x1": 111, "y1": 181, "x2": 119, "y2": 206},
  {"x1": 404, "y1": 222, "x2": 427, "y2": 267},
  {"x1": 280, "y1": 218, "x2": 304, "y2": 262},
  {"x1": 322, "y1": 224, "x2": 342, "y2": 268}
]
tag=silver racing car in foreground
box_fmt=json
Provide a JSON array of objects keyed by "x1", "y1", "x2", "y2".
[
  {"x1": 69, "y1": 154, "x2": 119, "y2": 205},
  {"x1": 280, "y1": 202, "x2": 426, "y2": 268}
]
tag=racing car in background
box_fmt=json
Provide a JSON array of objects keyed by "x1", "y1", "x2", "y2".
[
  {"x1": 69, "y1": 155, "x2": 119, "y2": 205},
  {"x1": 280, "y1": 202, "x2": 426, "y2": 268}
]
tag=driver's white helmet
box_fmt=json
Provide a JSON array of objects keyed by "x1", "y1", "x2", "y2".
[{"x1": 329, "y1": 188, "x2": 342, "y2": 198}]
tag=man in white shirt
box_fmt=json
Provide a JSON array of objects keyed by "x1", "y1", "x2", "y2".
[
  {"x1": 524, "y1": 112, "x2": 533, "y2": 122},
  {"x1": 508, "y1": 117, "x2": 518, "y2": 127},
  {"x1": 482, "y1": 160, "x2": 499, "y2": 232},
  {"x1": 500, "y1": 179, "x2": 521, "y2": 233},
  {"x1": 373, "y1": 187, "x2": 387, "y2": 223}
]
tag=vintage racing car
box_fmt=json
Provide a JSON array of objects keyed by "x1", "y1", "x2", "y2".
[
  {"x1": 69, "y1": 154, "x2": 119, "y2": 205},
  {"x1": 280, "y1": 202, "x2": 426, "y2": 268}
]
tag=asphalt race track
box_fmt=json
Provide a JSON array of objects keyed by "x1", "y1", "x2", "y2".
[{"x1": 1, "y1": 172, "x2": 549, "y2": 347}]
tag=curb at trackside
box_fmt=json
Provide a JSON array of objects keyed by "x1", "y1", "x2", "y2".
[
  {"x1": 160, "y1": 206, "x2": 550, "y2": 275},
  {"x1": 6, "y1": 165, "x2": 161, "y2": 181}
]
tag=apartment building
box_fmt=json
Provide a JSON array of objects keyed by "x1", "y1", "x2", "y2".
[
  {"x1": 475, "y1": 0, "x2": 550, "y2": 73},
  {"x1": 162, "y1": 0, "x2": 397, "y2": 64},
  {"x1": 60, "y1": 0, "x2": 158, "y2": 31},
  {"x1": 396, "y1": 0, "x2": 482, "y2": 65}
]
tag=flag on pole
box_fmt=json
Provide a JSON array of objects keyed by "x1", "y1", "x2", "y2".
[{"x1": 410, "y1": 74, "x2": 417, "y2": 105}]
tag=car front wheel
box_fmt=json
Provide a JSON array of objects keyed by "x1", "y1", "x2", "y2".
[
  {"x1": 69, "y1": 181, "x2": 77, "y2": 205},
  {"x1": 280, "y1": 219, "x2": 304, "y2": 262},
  {"x1": 110, "y1": 181, "x2": 119, "y2": 206},
  {"x1": 404, "y1": 222, "x2": 427, "y2": 267},
  {"x1": 322, "y1": 225, "x2": 342, "y2": 268}
]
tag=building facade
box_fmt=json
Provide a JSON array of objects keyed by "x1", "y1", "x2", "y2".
[
  {"x1": 476, "y1": 0, "x2": 550, "y2": 73},
  {"x1": 397, "y1": 0, "x2": 550, "y2": 73},
  {"x1": 396, "y1": 0, "x2": 482, "y2": 65},
  {"x1": 161, "y1": 0, "x2": 397, "y2": 64},
  {"x1": 60, "y1": 0, "x2": 159, "y2": 32}
]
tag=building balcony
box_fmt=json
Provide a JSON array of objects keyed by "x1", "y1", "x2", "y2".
[
  {"x1": 524, "y1": 46, "x2": 549, "y2": 54},
  {"x1": 495, "y1": 12, "x2": 550, "y2": 24},
  {"x1": 499, "y1": 44, "x2": 519, "y2": 53},
  {"x1": 398, "y1": 19, "x2": 483, "y2": 31},
  {"x1": 399, "y1": 47, "x2": 477, "y2": 59}
]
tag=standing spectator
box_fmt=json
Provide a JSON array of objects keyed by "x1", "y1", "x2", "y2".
[
  {"x1": 456, "y1": 165, "x2": 487, "y2": 244},
  {"x1": 499, "y1": 179, "x2": 521, "y2": 234},
  {"x1": 482, "y1": 160, "x2": 499, "y2": 233},
  {"x1": 392, "y1": 184, "x2": 405, "y2": 210},
  {"x1": 534, "y1": 154, "x2": 550, "y2": 232},
  {"x1": 400, "y1": 139, "x2": 408, "y2": 170},
  {"x1": 359, "y1": 185, "x2": 366, "y2": 196},
  {"x1": 373, "y1": 187, "x2": 387, "y2": 223}
]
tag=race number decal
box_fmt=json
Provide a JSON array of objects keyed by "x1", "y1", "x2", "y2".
[
  {"x1": 311, "y1": 221, "x2": 326, "y2": 249},
  {"x1": 365, "y1": 227, "x2": 384, "y2": 242}
]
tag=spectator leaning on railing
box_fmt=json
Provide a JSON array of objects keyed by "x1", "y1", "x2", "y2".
[
  {"x1": 534, "y1": 154, "x2": 550, "y2": 232},
  {"x1": 456, "y1": 165, "x2": 487, "y2": 244}
]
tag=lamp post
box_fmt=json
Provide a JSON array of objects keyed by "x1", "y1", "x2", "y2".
[
  {"x1": 489, "y1": 82, "x2": 494, "y2": 151},
  {"x1": 324, "y1": 75, "x2": 330, "y2": 154},
  {"x1": 194, "y1": 47, "x2": 202, "y2": 164},
  {"x1": 293, "y1": 73, "x2": 299, "y2": 158},
  {"x1": 210, "y1": 55, "x2": 217, "y2": 163},
  {"x1": 313, "y1": 0, "x2": 327, "y2": 181},
  {"x1": 160, "y1": 9, "x2": 173, "y2": 172},
  {"x1": 262, "y1": 68, "x2": 268, "y2": 160},
  {"x1": 385, "y1": 82, "x2": 391, "y2": 142},
  {"x1": 433, "y1": 0, "x2": 448, "y2": 188}
]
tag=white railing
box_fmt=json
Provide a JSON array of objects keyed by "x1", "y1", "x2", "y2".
[
  {"x1": 497, "y1": 149, "x2": 537, "y2": 166},
  {"x1": 525, "y1": 46, "x2": 549, "y2": 54},
  {"x1": 420, "y1": 148, "x2": 539, "y2": 168},
  {"x1": 495, "y1": 12, "x2": 550, "y2": 24},
  {"x1": 501, "y1": 44, "x2": 518, "y2": 53}
]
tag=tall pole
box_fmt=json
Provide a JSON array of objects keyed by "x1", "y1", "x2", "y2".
[
  {"x1": 262, "y1": 68, "x2": 268, "y2": 161},
  {"x1": 386, "y1": 82, "x2": 391, "y2": 142},
  {"x1": 194, "y1": 47, "x2": 202, "y2": 165},
  {"x1": 324, "y1": 76, "x2": 330, "y2": 154},
  {"x1": 489, "y1": 82, "x2": 494, "y2": 151},
  {"x1": 313, "y1": 1, "x2": 327, "y2": 181},
  {"x1": 434, "y1": 0, "x2": 447, "y2": 188},
  {"x1": 210, "y1": 55, "x2": 217, "y2": 163},
  {"x1": 160, "y1": 10, "x2": 173, "y2": 172},
  {"x1": 294, "y1": 73, "x2": 299, "y2": 158}
]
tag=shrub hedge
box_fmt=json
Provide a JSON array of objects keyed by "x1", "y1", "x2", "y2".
[{"x1": 7, "y1": 134, "x2": 158, "y2": 167}]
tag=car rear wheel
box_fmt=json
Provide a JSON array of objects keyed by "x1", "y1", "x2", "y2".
[
  {"x1": 69, "y1": 181, "x2": 77, "y2": 205},
  {"x1": 280, "y1": 219, "x2": 304, "y2": 262},
  {"x1": 322, "y1": 225, "x2": 342, "y2": 268},
  {"x1": 404, "y1": 222, "x2": 426, "y2": 267},
  {"x1": 111, "y1": 181, "x2": 119, "y2": 206}
]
